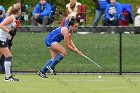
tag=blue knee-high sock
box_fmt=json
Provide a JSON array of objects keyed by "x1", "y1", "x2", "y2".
[
  {"x1": 41, "y1": 60, "x2": 52, "y2": 73},
  {"x1": 49, "y1": 54, "x2": 63, "y2": 68}
]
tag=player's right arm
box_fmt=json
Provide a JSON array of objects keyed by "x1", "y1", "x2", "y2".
[
  {"x1": 61, "y1": 27, "x2": 83, "y2": 56},
  {"x1": 61, "y1": 27, "x2": 77, "y2": 52},
  {"x1": 0, "y1": 16, "x2": 13, "y2": 33}
]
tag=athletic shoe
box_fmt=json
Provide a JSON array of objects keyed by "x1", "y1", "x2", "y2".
[
  {"x1": 37, "y1": 70, "x2": 48, "y2": 78},
  {"x1": 47, "y1": 66, "x2": 55, "y2": 75},
  {"x1": 52, "y1": 67, "x2": 57, "y2": 75},
  {"x1": 5, "y1": 76, "x2": 19, "y2": 81}
]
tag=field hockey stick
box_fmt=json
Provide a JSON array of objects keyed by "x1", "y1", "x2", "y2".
[{"x1": 81, "y1": 54, "x2": 102, "y2": 69}]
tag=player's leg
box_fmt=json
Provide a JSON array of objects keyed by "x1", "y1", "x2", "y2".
[
  {"x1": 0, "y1": 55, "x2": 5, "y2": 73},
  {"x1": 50, "y1": 49, "x2": 58, "y2": 74},
  {"x1": 40, "y1": 49, "x2": 57, "y2": 73},
  {"x1": 38, "y1": 42, "x2": 66, "y2": 77},
  {"x1": 38, "y1": 46, "x2": 58, "y2": 78},
  {"x1": 38, "y1": 42, "x2": 58, "y2": 78},
  {"x1": 47, "y1": 42, "x2": 67, "y2": 74},
  {"x1": 50, "y1": 42, "x2": 66, "y2": 66},
  {"x1": 0, "y1": 47, "x2": 19, "y2": 81}
]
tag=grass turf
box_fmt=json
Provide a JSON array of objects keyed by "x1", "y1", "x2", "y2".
[
  {"x1": 11, "y1": 32, "x2": 140, "y2": 72},
  {"x1": 0, "y1": 74, "x2": 140, "y2": 93}
]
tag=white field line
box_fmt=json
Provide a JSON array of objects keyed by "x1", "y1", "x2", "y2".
[
  {"x1": 63, "y1": 79, "x2": 140, "y2": 82},
  {"x1": 91, "y1": 87, "x2": 127, "y2": 90}
]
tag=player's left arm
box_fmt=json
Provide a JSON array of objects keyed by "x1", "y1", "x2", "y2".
[
  {"x1": 69, "y1": 34, "x2": 78, "y2": 50},
  {"x1": 69, "y1": 34, "x2": 83, "y2": 56}
]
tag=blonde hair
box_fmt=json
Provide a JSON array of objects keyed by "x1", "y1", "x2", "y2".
[{"x1": 7, "y1": 4, "x2": 21, "y2": 16}]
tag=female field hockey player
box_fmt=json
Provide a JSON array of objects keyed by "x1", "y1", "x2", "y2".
[
  {"x1": 38, "y1": 18, "x2": 83, "y2": 78},
  {"x1": 0, "y1": 4, "x2": 21, "y2": 81}
]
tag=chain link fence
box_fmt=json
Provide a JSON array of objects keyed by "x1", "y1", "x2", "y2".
[
  {"x1": 122, "y1": 34, "x2": 140, "y2": 72},
  {"x1": 10, "y1": 29, "x2": 140, "y2": 73}
]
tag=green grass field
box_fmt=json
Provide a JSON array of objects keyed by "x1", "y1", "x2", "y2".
[
  {"x1": 0, "y1": 74, "x2": 140, "y2": 93},
  {"x1": 10, "y1": 32, "x2": 140, "y2": 72}
]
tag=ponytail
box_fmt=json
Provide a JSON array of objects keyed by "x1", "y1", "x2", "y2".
[
  {"x1": 7, "y1": 4, "x2": 21, "y2": 16},
  {"x1": 7, "y1": 6, "x2": 13, "y2": 16}
]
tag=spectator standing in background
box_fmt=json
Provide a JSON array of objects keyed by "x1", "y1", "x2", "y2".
[
  {"x1": 32, "y1": 0, "x2": 51, "y2": 26},
  {"x1": 92, "y1": 0, "x2": 110, "y2": 26},
  {"x1": 64, "y1": 0, "x2": 81, "y2": 26}
]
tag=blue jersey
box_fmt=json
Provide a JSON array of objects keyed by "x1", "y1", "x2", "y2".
[{"x1": 45, "y1": 26, "x2": 70, "y2": 47}]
